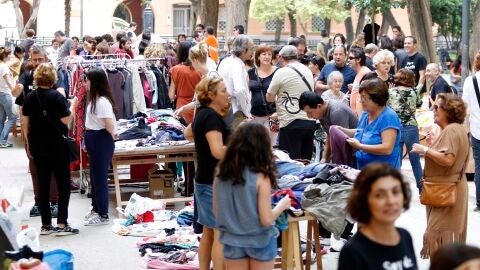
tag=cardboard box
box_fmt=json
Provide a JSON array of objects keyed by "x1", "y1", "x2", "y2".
[{"x1": 148, "y1": 166, "x2": 175, "y2": 199}]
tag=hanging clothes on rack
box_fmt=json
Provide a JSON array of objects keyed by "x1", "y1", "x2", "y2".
[
  {"x1": 107, "y1": 68, "x2": 126, "y2": 119},
  {"x1": 150, "y1": 64, "x2": 171, "y2": 109},
  {"x1": 126, "y1": 62, "x2": 147, "y2": 115}
]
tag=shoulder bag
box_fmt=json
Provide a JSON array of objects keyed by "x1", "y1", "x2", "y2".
[
  {"x1": 287, "y1": 65, "x2": 313, "y2": 92},
  {"x1": 420, "y1": 148, "x2": 469, "y2": 207},
  {"x1": 34, "y1": 91, "x2": 79, "y2": 162}
]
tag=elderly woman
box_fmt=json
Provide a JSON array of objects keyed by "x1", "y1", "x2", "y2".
[
  {"x1": 339, "y1": 78, "x2": 402, "y2": 169},
  {"x1": 388, "y1": 69, "x2": 423, "y2": 191},
  {"x1": 338, "y1": 163, "x2": 416, "y2": 269},
  {"x1": 411, "y1": 94, "x2": 470, "y2": 259},
  {"x1": 248, "y1": 43, "x2": 278, "y2": 142},
  {"x1": 348, "y1": 47, "x2": 371, "y2": 116},
  {"x1": 22, "y1": 63, "x2": 78, "y2": 235},
  {"x1": 363, "y1": 49, "x2": 395, "y2": 86},
  {"x1": 322, "y1": 71, "x2": 347, "y2": 104}
]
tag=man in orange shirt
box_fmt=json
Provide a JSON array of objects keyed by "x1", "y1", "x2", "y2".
[{"x1": 204, "y1": 26, "x2": 219, "y2": 63}]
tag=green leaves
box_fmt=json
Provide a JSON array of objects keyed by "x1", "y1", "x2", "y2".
[
  {"x1": 250, "y1": 0, "x2": 349, "y2": 23},
  {"x1": 347, "y1": 0, "x2": 406, "y2": 13}
]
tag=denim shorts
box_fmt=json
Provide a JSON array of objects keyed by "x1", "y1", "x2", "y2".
[
  {"x1": 223, "y1": 236, "x2": 278, "y2": 262},
  {"x1": 194, "y1": 183, "x2": 215, "y2": 228}
]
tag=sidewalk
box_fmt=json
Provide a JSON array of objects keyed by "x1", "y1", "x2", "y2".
[{"x1": 1, "y1": 134, "x2": 480, "y2": 270}]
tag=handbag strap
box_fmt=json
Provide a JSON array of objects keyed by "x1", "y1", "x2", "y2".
[
  {"x1": 287, "y1": 65, "x2": 313, "y2": 92},
  {"x1": 472, "y1": 76, "x2": 480, "y2": 109},
  {"x1": 34, "y1": 91, "x2": 67, "y2": 140}
]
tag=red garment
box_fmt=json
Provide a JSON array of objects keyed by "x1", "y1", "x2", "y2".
[
  {"x1": 114, "y1": 48, "x2": 134, "y2": 59},
  {"x1": 70, "y1": 67, "x2": 88, "y2": 171}
]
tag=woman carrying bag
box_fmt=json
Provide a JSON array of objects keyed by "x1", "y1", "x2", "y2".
[{"x1": 411, "y1": 93, "x2": 469, "y2": 259}]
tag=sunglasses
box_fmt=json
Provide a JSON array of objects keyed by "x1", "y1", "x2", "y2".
[{"x1": 348, "y1": 56, "x2": 357, "y2": 60}]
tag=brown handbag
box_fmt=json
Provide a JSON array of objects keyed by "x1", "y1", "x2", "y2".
[{"x1": 420, "y1": 152, "x2": 468, "y2": 207}]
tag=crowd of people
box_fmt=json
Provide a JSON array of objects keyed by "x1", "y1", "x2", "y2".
[{"x1": 1, "y1": 22, "x2": 480, "y2": 269}]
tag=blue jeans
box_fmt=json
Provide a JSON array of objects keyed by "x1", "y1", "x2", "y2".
[
  {"x1": 85, "y1": 129, "x2": 114, "y2": 217},
  {"x1": 400, "y1": 125, "x2": 423, "y2": 191},
  {"x1": 0, "y1": 93, "x2": 17, "y2": 144},
  {"x1": 472, "y1": 136, "x2": 480, "y2": 207}
]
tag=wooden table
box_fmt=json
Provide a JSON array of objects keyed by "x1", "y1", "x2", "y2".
[{"x1": 112, "y1": 143, "x2": 196, "y2": 216}]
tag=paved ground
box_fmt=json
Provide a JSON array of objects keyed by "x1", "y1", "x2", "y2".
[{"x1": 2, "y1": 134, "x2": 480, "y2": 270}]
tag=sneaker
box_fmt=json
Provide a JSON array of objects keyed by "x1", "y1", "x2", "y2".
[
  {"x1": 30, "y1": 205, "x2": 41, "y2": 217},
  {"x1": 0, "y1": 143, "x2": 9, "y2": 148},
  {"x1": 84, "y1": 213, "x2": 109, "y2": 226},
  {"x1": 84, "y1": 210, "x2": 97, "y2": 221},
  {"x1": 40, "y1": 225, "x2": 57, "y2": 235},
  {"x1": 474, "y1": 206, "x2": 480, "y2": 212},
  {"x1": 54, "y1": 224, "x2": 79, "y2": 236},
  {"x1": 50, "y1": 203, "x2": 58, "y2": 218},
  {"x1": 330, "y1": 238, "x2": 348, "y2": 252}
]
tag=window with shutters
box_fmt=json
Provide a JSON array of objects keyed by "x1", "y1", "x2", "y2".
[
  {"x1": 265, "y1": 19, "x2": 284, "y2": 32},
  {"x1": 312, "y1": 16, "x2": 325, "y2": 32}
]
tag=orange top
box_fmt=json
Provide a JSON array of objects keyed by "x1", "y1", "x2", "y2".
[
  {"x1": 204, "y1": 35, "x2": 219, "y2": 63},
  {"x1": 169, "y1": 64, "x2": 201, "y2": 123}
]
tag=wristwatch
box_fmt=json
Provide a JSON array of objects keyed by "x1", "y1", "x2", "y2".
[{"x1": 423, "y1": 147, "x2": 430, "y2": 155}]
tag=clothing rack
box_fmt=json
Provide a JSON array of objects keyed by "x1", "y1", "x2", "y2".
[{"x1": 57, "y1": 56, "x2": 165, "y2": 66}]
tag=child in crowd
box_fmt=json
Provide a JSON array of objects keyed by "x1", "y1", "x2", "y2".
[{"x1": 214, "y1": 121, "x2": 291, "y2": 270}]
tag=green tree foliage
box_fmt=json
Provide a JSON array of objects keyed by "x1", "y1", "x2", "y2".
[
  {"x1": 250, "y1": 0, "x2": 348, "y2": 35},
  {"x1": 430, "y1": 0, "x2": 461, "y2": 50},
  {"x1": 348, "y1": 0, "x2": 406, "y2": 13}
]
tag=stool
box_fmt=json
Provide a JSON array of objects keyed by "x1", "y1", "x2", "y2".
[{"x1": 274, "y1": 212, "x2": 323, "y2": 270}]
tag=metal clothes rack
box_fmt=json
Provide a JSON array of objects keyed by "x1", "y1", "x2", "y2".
[{"x1": 61, "y1": 56, "x2": 166, "y2": 195}]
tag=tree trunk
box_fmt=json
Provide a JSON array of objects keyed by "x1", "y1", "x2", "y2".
[
  {"x1": 355, "y1": 9, "x2": 366, "y2": 37},
  {"x1": 12, "y1": 0, "x2": 24, "y2": 37},
  {"x1": 65, "y1": 0, "x2": 71, "y2": 36},
  {"x1": 407, "y1": 0, "x2": 436, "y2": 63},
  {"x1": 344, "y1": 15, "x2": 354, "y2": 44},
  {"x1": 200, "y1": 0, "x2": 219, "y2": 35},
  {"x1": 382, "y1": 8, "x2": 399, "y2": 33},
  {"x1": 469, "y1": 1, "x2": 480, "y2": 64},
  {"x1": 21, "y1": 0, "x2": 41, "y2": 38},
  {"x1": 190, "y1": 0, "x2": 200, "y2": 35},
  {"x1": 225, "y1": 0, "x2": 251, "y2": 37},
  {"x1": 274, "y1": 18, "x2": 282, "y2": 44},
  {"x1": 287, "y1": 8, "x2": 297, "y2": 37}
]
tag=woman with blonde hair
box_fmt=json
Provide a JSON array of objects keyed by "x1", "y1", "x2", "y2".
[
  {"x1": 22, "y1": 63, "x2": 78, "y2": 235},
  {"x1": 411, "y1": 94, "x2": 470, "y2": 258},
  {"x1": 363, "y1": 49, "x2": 395, "y2": 86},
  {"x1": 192, "y1": 77, "x2": 230, "y2": 270}
]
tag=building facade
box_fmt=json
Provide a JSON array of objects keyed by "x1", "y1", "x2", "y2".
[{"x1": 0, "y1": 0, "x2": 411, "y2": 42}]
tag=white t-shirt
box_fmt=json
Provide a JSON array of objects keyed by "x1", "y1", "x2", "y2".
[
  {"x1": 462, "y1": 72, "x2": 480, "y2": 140},
  {"x1": 85, "y1": 97, "x2": 116, "y2": 130},
  {"x1": 267, "y1": 62, "x2": 315, "y2": 128},
  {"x1": 0, "y1": 63, "x2": 13, "y2": 94}
]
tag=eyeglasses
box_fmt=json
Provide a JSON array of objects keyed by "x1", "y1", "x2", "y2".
[{"x1": 348, "y1": 56, "x2": 357, "y2": 60}]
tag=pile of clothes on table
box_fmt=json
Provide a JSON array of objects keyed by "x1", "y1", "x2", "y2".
[
  {"x1": 273, "y1": 150, "x2": 360, "y2": 239},
  {"x1": 115, "y1": 109, "x2": 190, "y2": 150}
]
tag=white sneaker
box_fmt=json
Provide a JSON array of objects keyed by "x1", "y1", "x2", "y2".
[
  {"x1": 330, "y1": 238, "x2": 347, "y2": 252},
  {"x1": 84, "y1": 213, "x2": 109, "y2": 226},
  {"x1": 84, "y1": 210, "x2": 97, "y2": 221}
]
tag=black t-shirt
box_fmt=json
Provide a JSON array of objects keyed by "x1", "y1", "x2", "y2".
[
  {"x1": 248, "y1": 67, "x2": 277, "y2": 117},
  {"x1": 399, "y1": 52, "x2": 427, "y2": 85},
  {"x1": 429, "y1": 76, "x2": 451, "y2": 107},
  {"x1": 15, "y1": 69, "x2": 65, "y2": 106},
  {"x1": 22, "y1": 88, "x2": 70, "y2": 156},
  {"x1": 192, "y1": 107, "x2": 229, "y2": 185},
  {"x1": 338, "y1": 228, "x2": 418, "y2": 270}
]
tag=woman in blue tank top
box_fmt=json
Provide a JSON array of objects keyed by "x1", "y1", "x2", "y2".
[{"x1": 214, "y1": 121, "x2": 291, "y2": 269}]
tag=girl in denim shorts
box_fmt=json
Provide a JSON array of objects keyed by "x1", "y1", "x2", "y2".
[{"x1": 214, "y1": 121, "x2": 291, "y2": 269}]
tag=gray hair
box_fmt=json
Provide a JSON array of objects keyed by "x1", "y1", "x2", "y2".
[
  {"x1": 372, "y1": 49, "x2": 395, "y2": 66},
  {"x1": 327, "y1": 71, "x2": 344, "y2": 87},
  {"x1": 231, "y1": 34, "x2": 251, "y2": 57},
  {"x1": 30, "y1": 45, "x2": 48, "y2": 57},
  {"x1": 364, "y1": 43, "x2": 379, "y2": 54}
]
